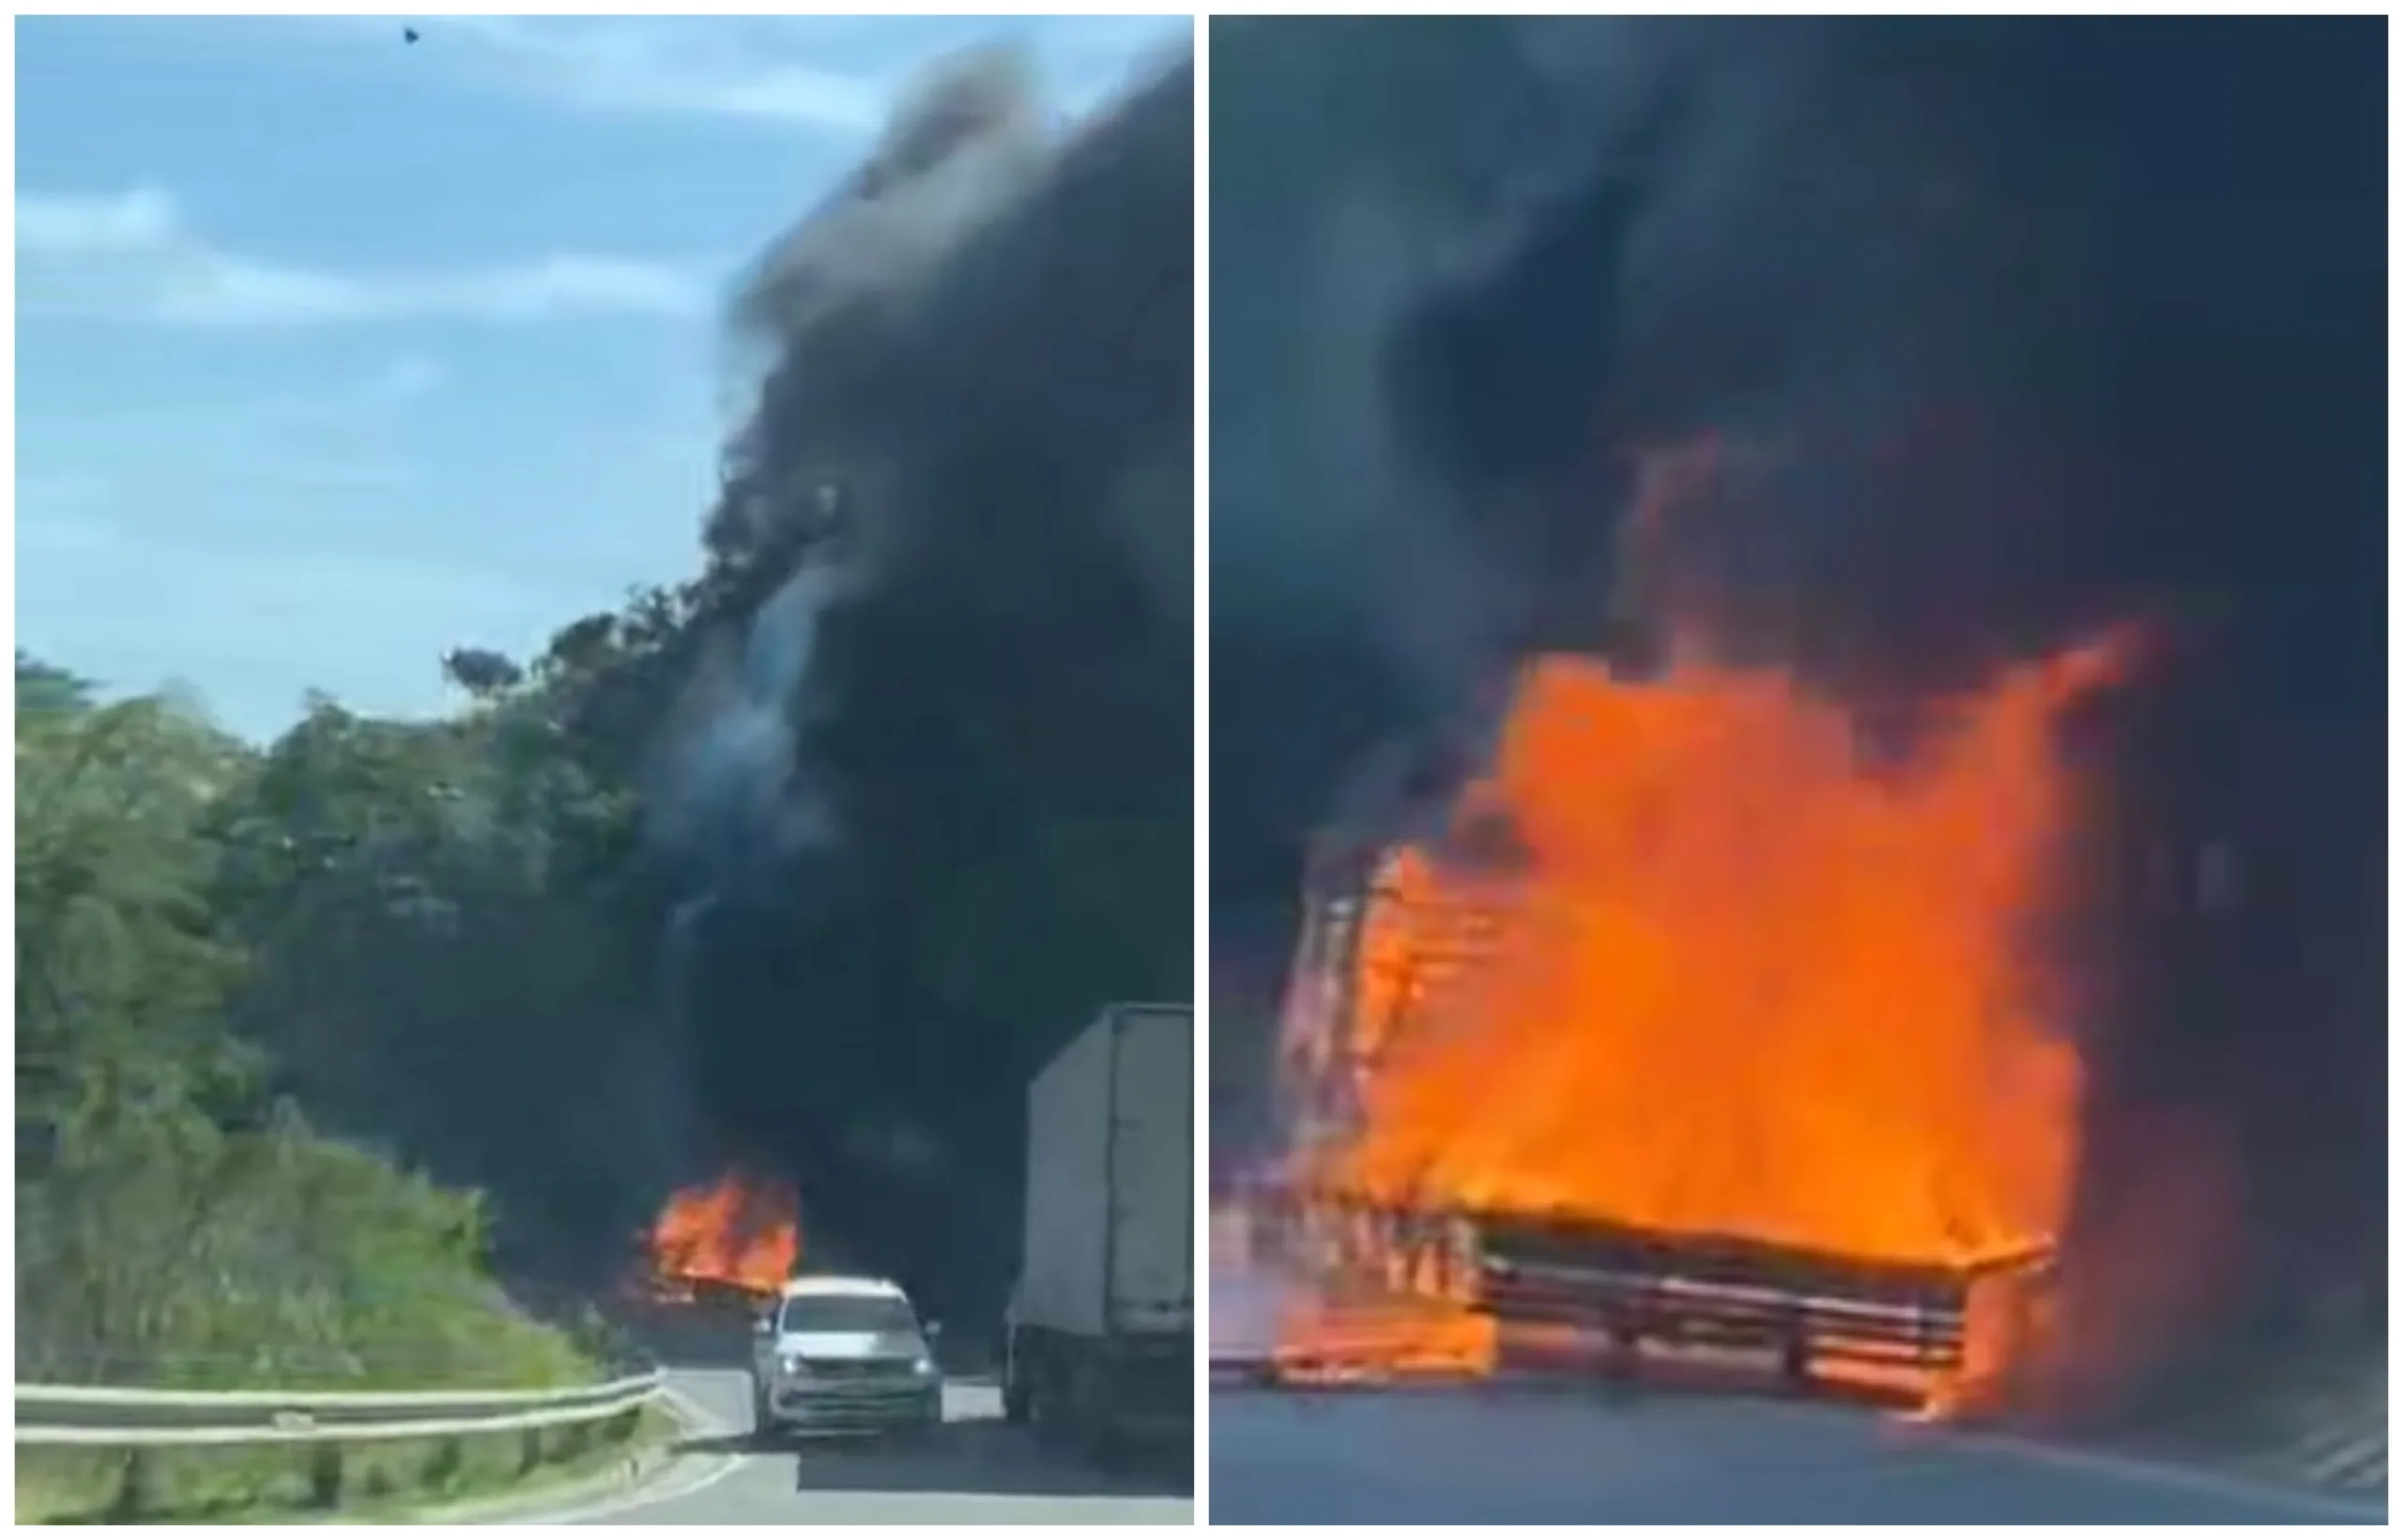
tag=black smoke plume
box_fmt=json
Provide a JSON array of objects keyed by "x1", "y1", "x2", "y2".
[
  {"x1": 1211, "y1": 17, "x2": 2382, "y2": 1399},
  {"x1": 654, "y1": 46, "x2": 1193, "y2": 1326}
]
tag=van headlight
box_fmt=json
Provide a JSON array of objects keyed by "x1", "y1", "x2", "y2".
[
  {"x1": 778, "y1": 1353, "x2": 809, "y2": 1377},
  {"x1": 912, "y1": 1356, "x2": 937, "y2": 1378}
]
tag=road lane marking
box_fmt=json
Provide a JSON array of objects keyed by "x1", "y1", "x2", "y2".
[
  {"x1": 520, "y1": 1387, "x2": 747, "y2": 1526},
  {"x1": 1725, "y1": 1392, "x2": 2388, "y2": 1523},
  {"x1": 1955, "y1": 1426, "x2": 2388, "y2": 1523}
]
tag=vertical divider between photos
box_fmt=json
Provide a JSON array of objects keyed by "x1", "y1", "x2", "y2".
[{"x1": 1187, "y1": 11, "x2": 1214, "y2": 1525}]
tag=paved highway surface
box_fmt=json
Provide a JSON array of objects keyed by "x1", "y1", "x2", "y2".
[
  {"x1": 1210, "y1": 1383, "x2": 2385, "y2": 1525},
  {"x1": 557, "y1": 1369, "x2": 1191, "y2": 1525}
]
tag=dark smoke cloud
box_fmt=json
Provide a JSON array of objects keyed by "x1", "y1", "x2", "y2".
[
  {"x1": 653, "y1": 45, "x2": 1192, "y2": 1324},
  {"x1": 1211, "y1": 17, "x2": 2383, "y2": 1391}
]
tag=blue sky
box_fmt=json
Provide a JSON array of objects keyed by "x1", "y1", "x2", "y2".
[{"x1": 17, "y1": 13, "x2": 1189, "y2": 740}]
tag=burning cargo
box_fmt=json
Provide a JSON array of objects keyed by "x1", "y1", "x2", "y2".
[{"x1": 1254, "y1": 523, "x2": 2134, "y2": 1409}]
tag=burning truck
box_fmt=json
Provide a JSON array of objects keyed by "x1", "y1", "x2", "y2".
[
  {"x1": 1232, "y1": 453, "x2": 2136, "y2": 1415},
  {"x1": 636, "y1": 1170, "x2": 803, "y2": 1315},
  {"x1": 1211, "y1": 17, "x2": 2382, "y2": 1448}
]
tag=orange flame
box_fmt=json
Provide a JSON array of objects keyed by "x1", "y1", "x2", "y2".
[
  {"x1": 1267, "y1": 467, "x2": 2135, "y2": 1394},
  {"x1": 1321, "y1": 640, "x2": 2126, "y2": 1255},
  {"x1": 646, "y1": 1171, "x2": 801, "y2": 1301}
]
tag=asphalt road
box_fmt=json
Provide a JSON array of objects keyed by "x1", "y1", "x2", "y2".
[
  {"x1": 1210, "y1": 1383, "x2": 2386, "y2": 1525},
  {"x1": 561, "y1": 1369, "x2": 1191, "y2": 1525}
]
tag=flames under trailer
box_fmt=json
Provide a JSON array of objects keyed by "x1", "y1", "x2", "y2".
[{"x1": 1003, "y1": 1001, "x2": 1195, "y2": 1465}]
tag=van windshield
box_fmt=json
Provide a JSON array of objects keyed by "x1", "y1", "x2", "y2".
[{"x1": 776, "y1": 1294, "x2": 921, "y2": 1335}]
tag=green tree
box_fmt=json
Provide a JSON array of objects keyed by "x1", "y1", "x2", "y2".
[
  {"x1": 17, "y1": 649, "x2": 97, "y2": 717},
  {"x1": 14, "y1": 674, "x2": 589, "y2": 1395}
]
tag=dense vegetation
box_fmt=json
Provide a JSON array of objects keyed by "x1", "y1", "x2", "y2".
[
  {"x1": 14, "y1": 569, "x2": 788, "y2": 1522},
  {"x1": 13, "y1": 540, "x2": 781, "y2": 1381},
  {"x1": 15, "y1": 648, "x2": 605, "y2": 1392}
]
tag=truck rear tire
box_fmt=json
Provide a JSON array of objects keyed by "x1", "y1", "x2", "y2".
[
  {"x1": 1003, "y1": 1357, "x2": 1033, "y2": 1424},
  {"x1": 1066, "y1": 1353, "x2": 1123, "y2": 1471},
  {"x1": 1030, "y1": 1349, "x2": 1073, "y2": 1452}
]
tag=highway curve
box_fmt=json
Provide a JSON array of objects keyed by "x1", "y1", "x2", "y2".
[
  {"x1": 557, "y1": 1369, "x2": 1191, "y2": 1525},
  {"x1": 1209, "y1": 1383, "x2": 2385, "y2": 1525}
]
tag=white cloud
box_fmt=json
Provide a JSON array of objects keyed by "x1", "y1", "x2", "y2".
[
  {"x1": 17, "y1": 187, "x2": 714, "y2": 328},
  {"x1": 24, "y1": 405, "x2": 411, "y2": 496},
  {"x1": 292, "y1": 15, "x2": 1182, "y2": 130},
  {"x1": 342, "y1": 15, "x2": 889, "y2": 130},
  {"x1": 370, "y1": 354, "x2": 444, "y2": 403},
  {"x1": 19, "y1": 348, "x2": 459, "y2": 500},
  {"x1": 16, "y1": 183, "x2": 180, "y2": 251}
]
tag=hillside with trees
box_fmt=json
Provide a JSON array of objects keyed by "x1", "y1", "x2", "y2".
[{"x1": 15, "y1": 649, "x2": 599, "y2": 1394}]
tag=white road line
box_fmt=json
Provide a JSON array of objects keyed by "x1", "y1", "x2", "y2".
[
  {"x1": 1614, "y1": 1385, "x2": 2387, "y2": 1523},
  {"x1": 1930, "y1": 1423, "x2": 2388, "y2": 1522},
  {"x1": 2302, "y1": 1437, "x2": 2388, "y2": 1487},
  {"x1": 517, "y1": 1388, "x2": 747, "y2": 1526}
]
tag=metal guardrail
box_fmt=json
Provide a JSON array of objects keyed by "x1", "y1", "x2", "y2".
[
  {"x1": 14, "y1": 1370, "x2": 666, "y2": 1518},
  {"x1": 17, "y1": 1369, "x2": 665, "y2": 1445},
  {"x1": 1477, "y1": 1212, "x2": 2057, "y2": 1396}
]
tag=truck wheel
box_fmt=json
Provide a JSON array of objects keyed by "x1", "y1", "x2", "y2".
[
  {"x1": 1067, "y1": 1356, "x2": 1122, "y2": 1471},
  {"x1": 1002, "y1": 1335, "x2": 1033, "y2": 1424},
  {"x1": 1030, "y1": 1351, "x2": 1075, "y2": 1452},
  {"x1": 999, "y1": 1326, "x2": 1028, "y2": 1422},
  {"x1": 1030, "y1": 1361, "x2": 1056, "y2": 1443}
]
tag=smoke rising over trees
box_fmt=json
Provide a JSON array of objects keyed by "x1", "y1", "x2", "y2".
[{"x1": 650, "y1": 46, "x2": 1194, "y2": 1322}]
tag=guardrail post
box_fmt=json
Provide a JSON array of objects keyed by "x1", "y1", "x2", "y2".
[
  {"x1": 1777, "y1": 1301, "x2": 1811, "y2": 1393},
  {"x1": 518, "y1": 1426, "x2": 547, "y2": 1475},
  {"x1": 308, "y1": 1443, "x2": 344, "y2": 1509},
  {"x1": 110, "y1": 1450, "x2": 156, "y2": 1521},
  {"x1": 426, "y1": 1436, "x2": 465, "y2": 1491}
]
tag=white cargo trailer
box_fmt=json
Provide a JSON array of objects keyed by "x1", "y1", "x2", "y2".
[{"x1": 1003, "y1": 1001, "x2": 1194, "y2": 1461}]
